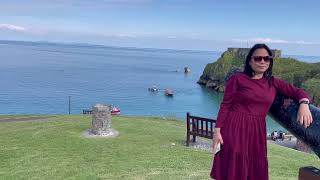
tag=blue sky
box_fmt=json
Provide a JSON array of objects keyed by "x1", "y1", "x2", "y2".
[{"x1": 0, "y1": 0, "x2": 320, "y2": 55}]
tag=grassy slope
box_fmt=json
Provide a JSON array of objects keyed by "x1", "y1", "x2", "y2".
[{"x1": 0, "y1": 115, "x2": 319, "y2": 180}]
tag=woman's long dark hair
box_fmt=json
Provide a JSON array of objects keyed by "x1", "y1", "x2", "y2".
[{"x1": 243, "y1": 43, "x2": 274, "y2": 79}]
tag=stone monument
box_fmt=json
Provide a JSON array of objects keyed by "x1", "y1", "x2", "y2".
[{"x1": 83, "y1": 103, "x2": 119, "y2": 138}]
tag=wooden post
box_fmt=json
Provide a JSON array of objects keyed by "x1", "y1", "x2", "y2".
[
  {"x1": 186, "y1": 112, "x2": 190, "y2": 146},
  {"x1": 192, "y1": 118, "x2": 197, "y2": 142},
  {"x1": 210, "y1": 121, "x2": 213, "y2": 138},
  {"x1": 68, "y1": 96, "x2": 71, "y2": 114},
  {"x1": 201, "y1": 119, "x2": 204, "y2": 136}
]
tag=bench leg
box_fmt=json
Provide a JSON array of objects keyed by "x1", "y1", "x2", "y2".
[
  {"x1": 186, "y1": 133, "x2": 190, "y2": 146},
  {"x1": 192, "y1": 135, "x2": 196, "y2": 142}
]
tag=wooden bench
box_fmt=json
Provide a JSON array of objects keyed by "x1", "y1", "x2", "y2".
[
  {"x1": 186, "y1": 112, "x2": 217, "y2": 146},
  {"x1": 83, "y1": 110, "x2": 93, "y2": 114}
]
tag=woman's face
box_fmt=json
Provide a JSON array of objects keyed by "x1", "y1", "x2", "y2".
[{"x1": 249, "y1": 48, "x2": 271, "y2": 74}]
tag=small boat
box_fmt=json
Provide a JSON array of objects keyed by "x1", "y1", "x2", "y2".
[
  {"x1": 111, "y1": 107, "x2": 121, "y2": 115},
  {"x1": 165, "y1": 89, "x2": 174, "y2": 96},
  {"x1": 148, "y1": 85, "x2": 158, "y2": 92},
  {"x1": 184, "y1": 67, "x2": 191, "y2": 73}
]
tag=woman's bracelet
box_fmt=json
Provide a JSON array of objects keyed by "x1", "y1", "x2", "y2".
[
  {"x1": 299, "y1": 98, "x2": 310, "y2": 104},
  {"x1": 299, "y1": 100, "x2": 310, "y2": 105}
]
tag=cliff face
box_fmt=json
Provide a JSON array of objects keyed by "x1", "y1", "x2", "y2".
[
  {"x1": 198, "y1": 48, "x2": 320, "y2": 105},
  {"x1": 197, "y1": 48, "x2": 261, "y2": 92}
]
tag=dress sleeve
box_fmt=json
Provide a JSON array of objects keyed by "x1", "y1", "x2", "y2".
[
  {"x1": 215, "y1": 74, "x2": 238, "y2": 128},
  {"x1": 272, "y1": 77, "x2": 311, "y2": 102}
]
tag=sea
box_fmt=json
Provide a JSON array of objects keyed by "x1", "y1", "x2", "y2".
[{"x1": 0, "y1": 40, "x2": 319, "y2": 133}]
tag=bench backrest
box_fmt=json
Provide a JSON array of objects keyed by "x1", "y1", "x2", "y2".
[{"x1": 186, "y1": 112, "x2": 217, "y2": 139}]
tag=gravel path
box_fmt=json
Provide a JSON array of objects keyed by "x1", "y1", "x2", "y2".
[
  {"x1": 187, "y1": 137, "x2": 214, "y2": 153},
  {"x1": 188, "y1": 137, "x2": 299, "y2": 152}
]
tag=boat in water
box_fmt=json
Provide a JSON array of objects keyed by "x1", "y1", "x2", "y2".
[
  {"x1": 148, "y1": 85, "x2": 158, "y2": 92},
  {"x1": 111, "y1": 107, "x2": 121, "y2": 115},
  {"x1": 184, "y1": 67, "x2": 191, "y2": 73},
  {"x1": 165, "y1": 89, "x2": 174, "y2": 96}
]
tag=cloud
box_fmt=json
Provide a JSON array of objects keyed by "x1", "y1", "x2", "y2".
[
  {"x1": 0, "y1": 24, "x2": 26, "y2": 32},
  {"x1": 111, "y1": 34, "x2": 137, "y2": 38},
  {"x1": 294, "y1": 40, "x2": 319, "y2": 45},
  {"x1": 167, "y1": 36, "x2": 178, "y2": 39},
  {"x1": 231, "y1": 38, "x2": 320, "y2": 45},
  {"x1": 232, "y1": 38, "x2": 287, "y2": 44}
]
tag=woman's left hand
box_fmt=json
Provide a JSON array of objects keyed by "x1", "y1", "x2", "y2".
[{"x1": 297, "y1": 104, "x2": 313, "y2": 128}]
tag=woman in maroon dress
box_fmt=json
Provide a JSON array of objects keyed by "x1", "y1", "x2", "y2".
[{"x1": 210, "y1": 44, "x2": 313, "y2": 180}]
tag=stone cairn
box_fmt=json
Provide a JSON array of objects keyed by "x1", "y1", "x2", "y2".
[{"x1": 83, "y1": 104, "x2": 119, "y2": 138}]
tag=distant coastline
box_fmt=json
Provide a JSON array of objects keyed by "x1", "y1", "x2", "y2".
[
  {"x1": 0, "y1": 39, "x2": 217, "y2": 55},
  {"x1": 1, "y1": 39, "x2": 320, "y2": 61}
]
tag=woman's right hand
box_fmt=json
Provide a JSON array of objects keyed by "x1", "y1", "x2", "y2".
[{"x1": 212, "y1": 128, "x2": 224, "y2": 152}]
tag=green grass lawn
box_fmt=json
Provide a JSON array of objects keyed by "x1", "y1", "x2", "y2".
[
  {"x1": 0, "y1": 115, "x2": 48, "y2": 120},
  {"x1": 0, "y1": 115, "x2": 319, "y2": 180}
]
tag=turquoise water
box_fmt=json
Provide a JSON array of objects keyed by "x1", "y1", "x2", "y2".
[{"x1": 0, "y1": 41, "x2": 319, "y2": 133}]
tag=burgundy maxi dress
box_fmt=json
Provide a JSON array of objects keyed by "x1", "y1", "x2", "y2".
[{"x1": 210, "y1": 72, "x2": 310, "y2": 180}]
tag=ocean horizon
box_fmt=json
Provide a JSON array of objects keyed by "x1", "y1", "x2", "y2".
[{"x1": 1, "y1": 40, "x2": 319, "y2": 133}]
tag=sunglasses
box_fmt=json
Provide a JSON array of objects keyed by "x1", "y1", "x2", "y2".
[{"x1": 251, "y1": 56, "x2": 272, "y2": 62}]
